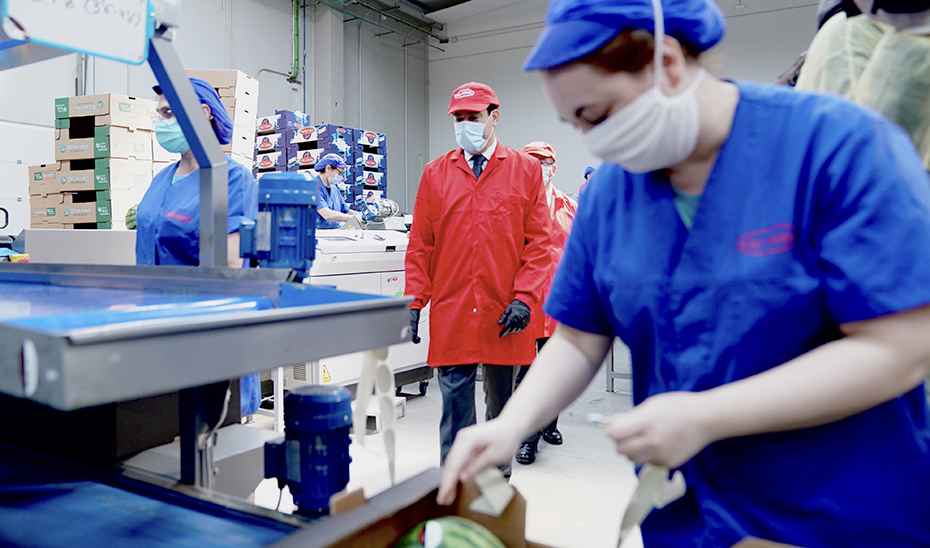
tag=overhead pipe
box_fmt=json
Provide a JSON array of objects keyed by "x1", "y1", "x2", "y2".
[
  {"x1": 289, "y1": 0, "x2": 300, "y2": 82},
  {"x1": 314, "y1": 0, "x2": 445, "y2": 52},
  {"x1": 352, "y1": 1, "x2": 447, "y2": 43}
]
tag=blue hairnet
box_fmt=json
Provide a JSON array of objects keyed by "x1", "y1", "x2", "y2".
[
  {"x1": 523, "y1": 0, "x2": 726, "y2": 71},
  {"x1": 314, "y1": 153, "x2": 349, "y2": 172},
  {"x1": 153, "y1": 77, "x2": 234, "y2": 145},
  {"x1": 585, "y1": 166, "x2": 596, "y2": 178}
]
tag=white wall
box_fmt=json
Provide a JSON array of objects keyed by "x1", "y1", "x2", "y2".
[
  {"x1": 0, "y1": 0, "x2": 430, "y2": 236},
  {"x1": 427, "y1": 0, "x2": 819, "y2": 196}
]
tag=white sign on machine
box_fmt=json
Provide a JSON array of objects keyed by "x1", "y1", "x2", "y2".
[{"x1": 2, "y1": 0, "x2": 155, "y2": 65}]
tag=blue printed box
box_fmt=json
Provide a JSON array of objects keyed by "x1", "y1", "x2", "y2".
[
  {"x1": 356, "y1": 171, "x2": 385, "y2": 188},
  {"x1": 286, "y1": 147, "x2": 325, "y2": 169},
  {"x1": 253, "y1": 150, "x2": 285, "y2": 171},
  {"x1": 255, "y1": 132, "x2": 284, "y2": 153},
  {"x1": 353, "y1": 129, "x2": 386, "y2": 148},
  {"x1": 256, "y1": 110, "x2": 310, "y2": 135},
  {"x1": 356, "y1": 152, "x2": 386, "y2": 170}
]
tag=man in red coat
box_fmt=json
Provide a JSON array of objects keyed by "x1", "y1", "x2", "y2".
[
  {"x1": 515, "y1": 141, "x2": 579, "y2": 465},
  {"x1": 405, "y1": 82, "x2": 551, "y2": 476}
]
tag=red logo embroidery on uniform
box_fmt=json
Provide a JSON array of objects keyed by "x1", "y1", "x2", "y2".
[
  {"x1": 735, "y1": 223, "x2": 794, "y2": 257},
  {"x1": 453, "y1": 88, "x2": 475, "y2": 99},
  {"x1": 166, "y1": 211, "x2": 193, "y2": 223}
]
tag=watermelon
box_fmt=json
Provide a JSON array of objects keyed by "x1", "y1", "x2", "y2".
[
  {"x1": 393, "y1": 516, "x2": 505, "y2": 548},
  {"x1": 125, "y1": 204, "x2": 138, "y2": 230}
]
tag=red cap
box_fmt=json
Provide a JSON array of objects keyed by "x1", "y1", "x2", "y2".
[
  {"x1": 522, "y1": 141, "x2": 556, "y2": 162},
  {"x1": 448, "y1": 82, "x2": 499, "y2": 115}
]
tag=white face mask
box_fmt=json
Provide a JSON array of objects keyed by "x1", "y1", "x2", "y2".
[
  {"x1": 581, "y1": 0, "x2": 704, "y2": 173},
  {"x1": 541, "y1": 165, "x2": 553, "y2": 182},
  {"x1": 330, "y1": 172, "x2": 345, "y2": 186},
  {"x1": 454, "y1": 119, "x2": 491, "y2": 154}
]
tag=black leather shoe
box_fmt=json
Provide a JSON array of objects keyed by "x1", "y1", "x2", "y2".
[
  {"x1": 542, "y1": 429, "x2": 563, "y2": 445},
  {"x1": 515, "y1": 441, "x2": 537, "y2": 465}
]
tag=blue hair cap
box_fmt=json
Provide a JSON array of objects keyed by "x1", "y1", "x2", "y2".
[
  {"x1": 523, "y1": 0, "x2": 726, "y2": 71},
  {"x1": 315, "y1": 153, "x2": 349, "y2": 172}
]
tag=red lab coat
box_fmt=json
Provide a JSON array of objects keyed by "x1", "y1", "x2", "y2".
[
  {"x1": 405, "y1": 142, "x2": 552, "y2": 366},
  {"x1": 535, "y1": 187, "x2": 578, "y2": 339}
]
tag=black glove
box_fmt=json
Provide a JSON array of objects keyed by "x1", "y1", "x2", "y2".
[
  {"x1": 498, "y1": 299, "x2": 531, "y2": 338},
  {"x1": 410, "y1": 309, "x2": 421, "y2": 344}
]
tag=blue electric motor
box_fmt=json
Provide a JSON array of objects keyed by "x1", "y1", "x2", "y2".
[
  {"x1": 240, "y1": 172, "x2": 317, "y2": 281},
  {"x1": 264, "y1": 385, "x2": 352, "y2": 516}
]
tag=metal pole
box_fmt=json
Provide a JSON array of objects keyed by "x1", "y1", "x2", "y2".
[{"x1": 147, "y1": 30, "x2": 228, "y2": 268}]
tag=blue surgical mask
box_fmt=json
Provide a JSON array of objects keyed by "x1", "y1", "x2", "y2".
[
  {"x1": 154, "y1": 118, "x2": 190, "y2": 154},
  {"x1": 331, "y1": 173, "x2": 346, "y2": 186},
  {"x1": 454, "y1": 120, "x2": 490, "y2": 155}
]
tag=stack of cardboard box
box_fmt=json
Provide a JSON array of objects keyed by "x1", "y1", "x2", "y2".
[
  {"x1": 186, "y1": 69, "x2": 260, "y2": 171},
  {"x1": 29, "y1": 93, "x2": 167, "y2": 229},
  {"x1": 353, "y1": 129, "x2": 388, "y2": 203}
]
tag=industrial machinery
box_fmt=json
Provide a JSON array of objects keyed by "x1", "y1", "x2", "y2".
[
  {"x1": 0, "y1": 3, "x2": 412, "y2": 547},
  {"x1": 264, "y1": 385, "x2": 353, "y2": 516},
  {"x1": 240, "y1": 172, "x2": 319, "y2": 280},
  {"x1": 354, "y1": 196, "x2": 408, "y2": 232}
]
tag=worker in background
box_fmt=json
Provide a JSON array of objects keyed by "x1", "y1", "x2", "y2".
[
  {"x1": 313, "y1": 153, "x2": 358, "y2": 229},
  {"x1": 514, "y1": 141, "x2": 577, "y2": 465},
  {"x1": 579, "y1": 165, "x2": 596, "y2": 195},
  {"x1": 438, "y1": 0, "x2": 930, "y2": 546},
  {"x1": 796, "y1": 0, "x2": 930, "y2": 170},
  {"x1": 405, "y1": 82, "x2": 551, "y2": 478},
  {"x1": 135, "y1": 77, "x2": 261, "y2": 417}
]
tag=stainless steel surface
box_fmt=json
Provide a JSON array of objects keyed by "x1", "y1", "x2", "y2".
[
  {"x1": 23, "y1": 228, "x2": 137, "y2": 266},
  {"x1": 148, "y1": 31, "x2": 228, "y2": 267},
  {"x1": 0, "y1": 262, "x2": 291, "y2": 301},
  {"x1": 0, "y1": 294, "x2": 410, "y2": 411}
]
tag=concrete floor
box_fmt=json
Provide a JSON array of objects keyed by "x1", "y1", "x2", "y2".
[{"x1": 249, "y1": 367, "x2": 643, "y2": 548}]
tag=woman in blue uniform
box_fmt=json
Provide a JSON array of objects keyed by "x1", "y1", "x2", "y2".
[
  {"x1": 135, "y1": 77, "x2": 260, "y2": 416},
  {"x1": 312, "y1": 153, "x2": 357, "y2": 229},
  {"x1": 438, "y1": 0, "x2": 930, "y2": 546}
]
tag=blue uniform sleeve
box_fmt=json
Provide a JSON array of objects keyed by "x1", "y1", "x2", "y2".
[
  {"x1": 544, "y1": 179, "x2": 615, "y2": 337},
  {"x1": 227, "y1": 159, "x2": 257, "y2": 234},
  {"x1": 812, "y1": 113, "x2": 930, "y2": 323},
  {"x1": 134, "y1": 163, "x2": 176, "y2": 265}
]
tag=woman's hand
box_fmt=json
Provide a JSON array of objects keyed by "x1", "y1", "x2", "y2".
[
  {"x1": 437, "y1": 418, "x2": 525, "y2": 506},
  {"x1": 604, "y1": 391, "x2": 716, "y2": 469}
]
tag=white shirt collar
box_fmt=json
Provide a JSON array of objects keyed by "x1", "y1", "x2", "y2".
[{"x1": 463, "y1": 137, "x2": 497, "y2": 164}]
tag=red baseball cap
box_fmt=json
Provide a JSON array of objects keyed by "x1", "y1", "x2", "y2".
[
  {"x1": 447, "y1": 82, "x2": 499, "y2": 115},
  {"x1": 523, "y1": 141, "x2": 557, "y2": 162}
]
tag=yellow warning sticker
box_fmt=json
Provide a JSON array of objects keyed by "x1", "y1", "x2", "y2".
[{"x1": 323, "y1": 365, "x2": 332, "y2": 383}]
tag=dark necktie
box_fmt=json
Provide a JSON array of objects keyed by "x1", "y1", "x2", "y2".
[{"x1": 472, "y1": 155, "x2": 486, "y2": 179}]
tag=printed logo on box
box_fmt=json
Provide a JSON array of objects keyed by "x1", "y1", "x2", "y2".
[
  {"x1": 55, "y1": 101, "x2": 68, "y2": 116},
  {"x1": 299, "y1": 151, "x2": 317, "y2": 165},
  {"x1": 258, "y1": 136, "x2": 274, "y2": 150},
  {"x1": 134, "y1": 143, "x2": 145, "y2": 152},
  {"x1": 63, "y1": 208, "x2": 69, "y2": 217},
  {"x1": 365, "y1": 155, "x2": 377, "y2": 168},
  {"x1": 98, "y1": 205, "x2": 109, "y2": 216},
  {"x1": 63, "y1": 144, "x2": 89, "y2": 152},
  {"x1": 258, "y1": 118, "x2": 273, "y2": 131},
  {"x1": 34, "y1": 172, "x2": 44, "y2": 181},
  {"x1": 96, "y1": 173, "x2": 108, "y2": 184},
  {"x1": 365, "y1": 132, "x2": 377, "y2": 144},
  {"x1": 299, "y1": 127, "x2": 315, "y2": 140},
  {"x1": 72, "y1": 100, "x2": 105, "y2": 113},
  {"x1": 258, "y1": 156, "x2": 273, "y2": 169},
  {"x1": 95, "y1": 142, "x2": 108, "y2": 153},
  {"x1": 119, "y1": 103, "x2": 131, "y2": 112},
  {"x1": 365, "y1": 173, "x2": 377, "y2": 185}
]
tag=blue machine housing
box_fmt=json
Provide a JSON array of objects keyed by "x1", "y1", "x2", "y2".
[
  {"x1": 264, "y1": 385, "x2": 352, "y2": 517},
  {"x1": 240, "y1": 173, "x2": 317, "y2": 280}
]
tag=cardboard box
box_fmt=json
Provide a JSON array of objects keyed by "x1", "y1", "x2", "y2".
[
  {"x1": 186, "y1": 69, "x2": 260, "y2": 101},
  {"x1": 153, "y1": 161, "x2": 175, "y2": 177},
  {"x1": 55, "y1": 94, "x2": 157, "y2": 131},
  {"x1": 256, "y1": 110, "x2": 310, "y2": 135},
  {"x1": 354, "y1": 129, "x2": 387, "y2": 148},
  {"x1": 286, "y1": 147, "x2": 324, "y2": 169},
  {"x1": 55, "y1": 126, "x2": 153, "y2": 161},
  {"x1": 110, "y1": 189, "x2": 147, "y2": 226},
  {"x1": 221, "y1": 124, "x2": 258, "y2": 158},
  {"x1": 29, "y1": 221, "x2": 112, "y2": 229},
  {"x1": 254, "y1": 150, "x2": 285, "y2": 171},
  {"x1": 289, "y1": 124, "x2": 320, "y2": 145},
  {"x1": 273, "y1": 469, "x2": 552, "y2": 548},
  {"x1": 357, "y1": 152, "x2": 385, "y2": 170},
  {"x1": 153, "y1": 136, "x2": 182, "y2": 163},
  {"x1": 29, "y1": 159, "x2": 152, "y2": 195},
  {"x1": 220, "y1": 96, "x2": 258, "y2": 122},
  {"x1": 255, "y1": 132, "x2": 284, "y2": 153},
  {"x1": 30, "y1": 190, "x2": 111, "y2": 224},
  {"x1": 357, "y1": 171, "x2": 385, "y2": 188},
  {"x1": 228, "y1": 152, "x2": 253, "y2": 171}
]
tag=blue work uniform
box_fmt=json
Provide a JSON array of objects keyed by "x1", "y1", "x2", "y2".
[
  {"x1": 135, "y1": 156, "x2": 262, "y2": 416},
  {"x1": 314, "y1": 174, "x2": 349, "y2": 229},
  {"x1": 546, "y1": 82, "x2": 930, "y2": 547}
]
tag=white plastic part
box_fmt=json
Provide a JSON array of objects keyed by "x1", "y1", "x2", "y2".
[{"x1": 21, "y1": 339, "x2": 38, "y2": 397}]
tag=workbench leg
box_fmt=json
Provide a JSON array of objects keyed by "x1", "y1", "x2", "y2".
[
  {"x1": 273, "y1": 367, "x2": 285, "y2": 434},
  {"x1": 179, "y1": 381, "x2": 230, "y2": 489}
]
